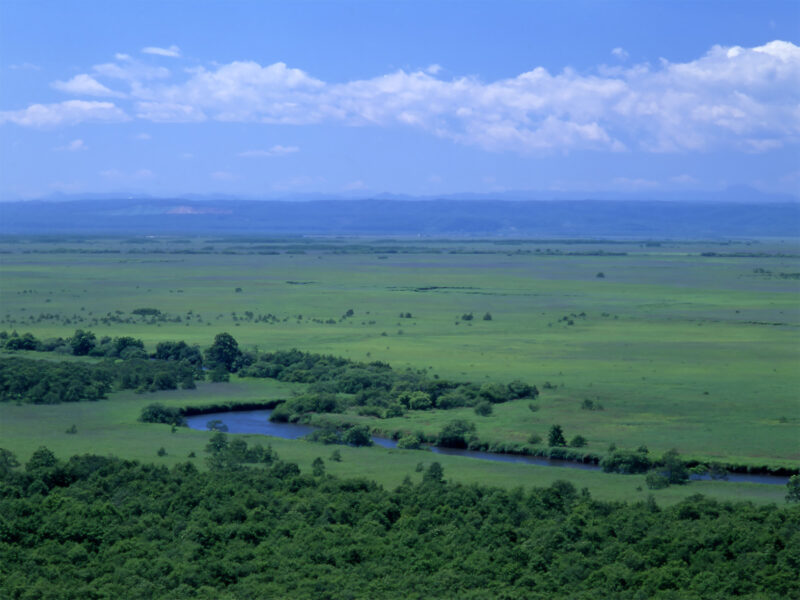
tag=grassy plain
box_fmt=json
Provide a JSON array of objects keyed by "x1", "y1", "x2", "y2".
[{"x1": 0, "y1": 236, "x2": 798, "y2": 501}]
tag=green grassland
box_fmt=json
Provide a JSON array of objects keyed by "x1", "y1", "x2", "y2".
[
  {"x1": 0, "y1": 377, "x2": 787, "y2": 506},
  {"x1": 0, "y1": 236, "x2": 798, "y2": 501}
]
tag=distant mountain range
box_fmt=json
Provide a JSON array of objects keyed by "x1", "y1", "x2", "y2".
[{"x1": 1, "y1": 196, "x2": 798, "y2": 238}]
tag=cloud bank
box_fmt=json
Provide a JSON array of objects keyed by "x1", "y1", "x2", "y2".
[{"x1": 3, "y1": 41, "x2": 798, "y2": 154}]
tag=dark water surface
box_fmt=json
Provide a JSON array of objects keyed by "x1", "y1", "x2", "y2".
[{"x1": 185, "y1": 410, "x2": 789, "y2": 486}]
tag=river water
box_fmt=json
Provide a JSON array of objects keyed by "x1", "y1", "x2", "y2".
[{"x1": 185, "y1": 409, "x2": 790, "y2": 486}]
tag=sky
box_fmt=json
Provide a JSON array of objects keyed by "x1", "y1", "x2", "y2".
[{"x1": 1, "y1": 0, "x2": 799, "y2": 200}]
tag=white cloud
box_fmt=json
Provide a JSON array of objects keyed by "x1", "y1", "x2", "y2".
[
  {"x1": 344, "y1": 180, "x2": 367, "y2": 191},
  {"x1": 114, "y1": 53, "x2": 132, "y2": 61},
  {"x1": 56, "y1": 139, "x2": 87, "y2": 152},
  {"x1": 0, "y1": 100, "x2": 129, "y2": 127},
  {"x1": 671, "y1": 174, "x2": 698, "y2": 185},
  {"x1": 142, "y1": 45, "x2": 181, "y2": 58},
  {"x1": 135, "y1": 102, "x2": 206, "y2": 122},
  {"x1": 3, "y1": 40, "x2": 799, "y2": 156},
  {"x1": 93, "y1": 60, "x2": 170, "y2": 82},
  {"x1": 211, "y1": 170, "x2": 235, "y2": 180},
  {"x1": 52, "y1": 74, "x2": 125, "y2": 98},
  {"x1": 135, "y1": 132, "x2": 151, "y2": 140},
  {"x1": 611, "y1": 47, "x2": 629, "y2": 61},
  {"x1": 9, "y1": 62, "x2": 41, "y2": 71},
  {"x1": 238, "y1": 145, "x2": 299, "y2": 158},
  {"x1": 612, "y1": 177, "x2": 660, "y2": 189},
  {"x1": 100, "y1": 168, "x2": 153, "y2": 179}
]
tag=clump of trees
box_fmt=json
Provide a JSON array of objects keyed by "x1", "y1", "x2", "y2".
[
  {"x1": 0, "y1": 354, "x2": 201, "y2": 404},
  {"x1": 138, "y1": 403, "x2": 185, "y2": 427},
  {"x1": 0, "y1": 447, "x2": 797, "y2": 599}
]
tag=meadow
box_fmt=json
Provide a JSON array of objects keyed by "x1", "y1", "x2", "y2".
[{"x1": 0, "y1": 235, "x2": 798, "y2": 503}]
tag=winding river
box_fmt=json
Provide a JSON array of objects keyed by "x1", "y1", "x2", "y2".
[{"x1": 185, "y1": 409, "x2": 790, "y2": 486}]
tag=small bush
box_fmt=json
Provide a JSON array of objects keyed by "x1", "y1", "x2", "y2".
[
  {"x1": 474, "y1": 401, "x2": 493, "y2": 416},
  {"x1": 569, "y1": 435, "x2": 587, "y2": 448},
  {"x1": 157, "y1": 447, "x2": 167, "y2": 457},
  {"x1": 646, "y1": 470, "x2": 670, "y2": 489},
  {"x1": 527, "y1": 433, "x2": 542, "y2": 445}
]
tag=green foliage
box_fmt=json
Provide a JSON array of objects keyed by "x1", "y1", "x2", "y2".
[
  {"x1": 204, "y1": 332, "x2": 243, "y2": 372},
  {"x1": 646, "y1": 470, "x2": 670, "y2": 489},
  {"x1": 312, "y1": 457, "x2": 325, "y2": 476},
  {"x1": 474, "y1": 401, "x2": 493, "y2": 416},
  {"x1": 601, "y1": 449, "x2": 652, "y2": 474},
  {"x1": 344, "y1": 425, "x2": 373, "y2": 447},
  {"x1": 660, "y1": 448, "x2": 690, "y2": 485},
  {"x1": 437, "y1": 419, "x2": 476, "y2": 449},
  {"x1": 396, "y1": 434, "x2": 423, "y2": 450},
  {"x1": 69, "y1": 329, "x2": 96, "y2": 356},
  {"x1": 138, "y1": 403, "x2": 186, "y2": 427},
  {"x1": 787, "y1": 475, "x2": 800, "y2": 503},
  {"x1": 0, "y1": 448, "x2": 20, "y2": 476},
  {"x1": 527, "y1": 433, "x2": 542, "y2": 445},
  {"x1": 1, "y1": 451, "x2": 798, "y2": 599},
  {"x1": 422, "y1": 461, "x2": 444, "y2": 484},
  {"x1": 569, "y1": 434, "x2": 587, "y2": 448},
  {"x1": 548, "y1": 424, "x2": 566, "y2": 447}
]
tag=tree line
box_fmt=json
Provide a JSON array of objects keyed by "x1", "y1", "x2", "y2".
[{"x1": 0, "y1": 447, "x2": 797, "y2": 599}]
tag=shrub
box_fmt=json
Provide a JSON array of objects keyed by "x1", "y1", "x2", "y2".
[
  {"x1": 397, "y1": 434, "x2": 423, "y2": 450},
  {"x1": 569, "y1": 435, "x2": 587, "y2": 448},
  {"x1": 343, "y1": 425, "x2": 373, "y2": 447},
  {"x1": 438, "y1": 420, "x2": 477, "y2": 449},
  {"x1": 548, "y1": 425, "x2": 566, "y2": 447},
  {"x1": 646, "y1": 470, "x2": 670, "y2": 489},
  {"x1": 474, "y1": 401, "x2": 493, "y2": 416},
  {"x1": 527, "y1": 433, "x2": 542, "y2": 445},
  {"x1": 139, "y1": 404, "x2": 185, "y2": 427},
  {"x1": 601, "y1": 450, "x2": 651, "y2": 474}
]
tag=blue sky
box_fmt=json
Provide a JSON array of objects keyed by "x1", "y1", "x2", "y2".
[{"x1": 1, "y1": 0, "x2": 798, "y2": 200}]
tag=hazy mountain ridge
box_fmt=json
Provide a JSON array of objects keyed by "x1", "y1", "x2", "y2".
[{"x1": 1, "y1": 198, "x2": 798, "y2": 238}]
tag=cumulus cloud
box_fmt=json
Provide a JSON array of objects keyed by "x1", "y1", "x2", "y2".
[
  {"x1": 55, "y1": 139, "x2": 87, "y2": 152},
  {"x1": 611, "y1": 47, "x2": 629, "y2": 60},
  {"x1": 142, "y1": 45, "x2": 181, "y2": 58},
  {"x1": 3, "y1": 40, "x2": 798, "y2": 155},
  {"x1": 52, "y1": 74, "x2": 124, "y2": 97},
  {"x1": 238, "y1": 145, "x2": 299, "y2": 157},
  {"x1": 9, "y1": 62, "x2": 40, "y2": 71},
  {"x1": 0, "y1": 100, "x2": 129, "y2": 127}
]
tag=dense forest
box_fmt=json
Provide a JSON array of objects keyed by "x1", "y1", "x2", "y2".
[{"x1": 0, "y1": 447, "x2": 798, "y2": 599}]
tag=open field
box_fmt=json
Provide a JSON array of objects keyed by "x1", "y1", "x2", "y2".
[
  {"x1": 0, "y1": 377, "x2": 788, "y2": 506},
  {"x1": 1, "y1": 236, "x2": 798, "y2": 503}
]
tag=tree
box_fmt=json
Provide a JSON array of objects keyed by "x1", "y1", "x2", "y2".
[
  {"x1": 474, "y1": 401, "x2": 493, "y2": 416},
  {"x1": 312, "y1": 457, "x2": 325, "y2": 476},
  {"x1": 422, "y1": 461, "x2": 444, "y2": 484},
  {"x1": 205, "y1": 432, "x2": 229, "y2": 454},
  {"x1": 26, "y1": 446, "x2": 57, "y2": 471},
  {"x1": 0, "y1": 448, "x2": 20, "y2": 477},
  {"x1": 205, "y1": 332, "x2": 242, "y2": 372},
  {"x1": 206, "y1": 419, "x2": 229, "y2": 432},
  {"x1": 548, "y1": 424, "x2": 566, "y2": 447},
  {"x1": 69, "y1": 329, "x2": 96, "y2": 356},
  {"x1": 569, "y1": 435, "x2": 587, "y2": 448},
  {"x1": 786, "y1": 475, "x2": 800, "y2": 503},
  {"x1": 661, "y1": 449, "x2": 689, "y2": 484},
  {"x1": 438, "y1": 420, "x2": 476, "y2": 449},
  {"x1": 344, "y1": 425, "x2": 373, "y2": 447}
]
